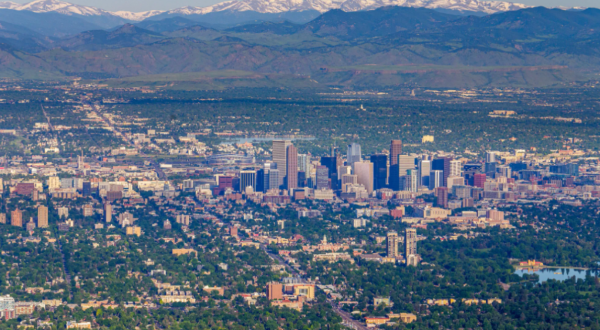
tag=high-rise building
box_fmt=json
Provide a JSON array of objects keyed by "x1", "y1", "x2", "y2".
[
  {"x1": 337, "y1": 165, "x2": 352, "y2": 180},
  {"x1": 347, "y1": 143, "x2": 362, "y2": 170},
  {"x1": 82, "y1": 181, "x2": 92, "y2": 196},
  {"x1": 473, "y1": 173, "x2": 486, "y2": 189},
  {"x1": 37, "y1": 205, "x2": 48, "y2": 228},
  {"x1": 47, "y1": 176, "x2": 60, "y2": 190},
  {"x1": 398, "y1": 155, "x2": 415, "y2": 177},
  {"x1": 417, "y1": 159, "x2": 431, "y2": 188},
  {"x1": 240, "y1": 170, "x2": 257, "y2": 193},
  {"x1": 390, "y1": 140, "x2": 402, "y2": 166},
  {"x1": 354, "y1": 160, "x2": 374, "y2": 193},
  {"x1": 432, "y1": 157, "x2": 452, "y2": 187},
  {"x1": 370, "y1": 154, "x2": 387, "y2": 190},
  {"x1": 321, "y1": 156, "x2": 338, "y2": 189},
  {"x1": 485, "y1": 162, "x2": 497, "y2": 176},
  {"x1": 298, "y1": 154, "x2": 310, "y2": 174},
  {"x1": 286, "y1": 145, "x2": 298, "y2": 190},
  {"x1": 257, "y1": 169, "x2": 266, "y2": 193},
  {"x1": 105, "y1": 203, "x2": 112, "y2": 223},
  {"x1": 268, "y1": 169, "x2": 280, "y2": 191},
  {"x1": 405, "y1": 228, "x2": 419, "y2": 267},
  {"x1": 450, "y1": 160, "x2": 462, "y2": 177},
  {"x1": 11, "y1": 208, "x2": 22, "y2": 227},
  {"x1": 401, "y1": 169, "x2": 419, "y2": 192},
  {"x1": 387, "y1": 231, "x2": 399, "y2": 258},
  {"x1": 316, "y1": 166, "x2": 329, "y2": 189},
  {"x1": 272, "y1": 140, "x2": 292, "y2": 187},
  {"x1": 497, "y1": 166, "x2": 512, "y2": 178},
  {"x1": 429, "y1": 170, "x2": 443, "y2": 190},
  {"x1": 437, "y1": 187, "x2": 448, "y2": 208},
  {"x1": 485, "y1": 151, "x2": 496, "y2": 163},
  {"x1": 341, "y1": 174, "x2": 358, "y2": 187},
  {"x1": 267, "y1": 282, "x2": 283, "y2": 300}
]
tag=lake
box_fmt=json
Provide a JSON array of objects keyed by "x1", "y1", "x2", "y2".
[{"x1": 514, "y1": 268, "x2": 600, "y2": 284}]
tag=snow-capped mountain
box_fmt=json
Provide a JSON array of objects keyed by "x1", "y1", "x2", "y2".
[
  {"x1": 0, "y1": 1, "x2": 20, "y2": 9},
  {"x1": 3, "y1": 0, "x2": 112, "y2": 15},
  {"x1": 0, "y1": 0, "x2": 564, "y2": 22},
  {"x1": 111, "y1": 10, "x2": 165, "y2": 21},
  {"x1": 167, "y1": 0, "x2": 529, "y2": 15}
]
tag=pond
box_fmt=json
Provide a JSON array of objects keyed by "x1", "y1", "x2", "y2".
[{"x1": 514, "y1": 268, "x2": 600, "y2": 284}]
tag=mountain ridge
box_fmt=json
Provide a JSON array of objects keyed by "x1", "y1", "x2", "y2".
[{"x1": 0, "y1": 0, "x2": 541, "y2": 22}]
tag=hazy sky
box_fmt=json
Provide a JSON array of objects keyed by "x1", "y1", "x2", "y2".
[{"x1": 12, "y1": 0, "x2": 600, "y2": 12}]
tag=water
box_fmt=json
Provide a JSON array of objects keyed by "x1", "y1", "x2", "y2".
[
  {"x1": 220, "y1": 136, "x2": 315, "y2": 144},
  {"x1": 514, "y1": 268, "x2": 600, "y2": 284}
]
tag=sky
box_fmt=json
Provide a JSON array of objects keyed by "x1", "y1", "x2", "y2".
[{"x1": 11, "y1": 0, "x2": 600, "y2": 12}]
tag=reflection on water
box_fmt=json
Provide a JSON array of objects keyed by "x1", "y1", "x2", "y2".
[
  {"x1": 514, "y1": 268, "x2": 600, "y2": 284},
  {"x1": 220, "y1": 137, "x2": 315, "y2": 145}
]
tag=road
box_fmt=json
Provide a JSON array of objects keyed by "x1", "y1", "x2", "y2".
[
  {"x1": 40, "y1": 105, "x2": 54, "y2": 131},
  {"x1": 261, "y1": 245, "x2": 367, "y2": 330},
  {"x1": 56, "y1": 235, "x2": 73, "y2": 301},
  {"x1": 87, "y1": 102, "x2": 167, "y2": 180}
]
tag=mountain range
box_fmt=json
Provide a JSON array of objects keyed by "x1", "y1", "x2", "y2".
[
  {"x1": 0, "y1": 0, "x2": 536, "y2": 20},
  {"x1": 0, "y1": 5, "x2": 599, "y2": 88}
]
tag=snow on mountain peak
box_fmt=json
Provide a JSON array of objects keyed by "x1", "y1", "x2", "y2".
[
  {"x1": 111, "y1": 10, "x2": 165, "y2": 20},
  {"x1": 0, "y1": 0, "x2": 568, "y2": 22},
  {"x1": 0, "y1": 1, "x2": 20, "y2": 9}
]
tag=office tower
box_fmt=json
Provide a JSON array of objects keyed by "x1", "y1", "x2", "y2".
[
  {"x1": 316, "y1": 166, "x2": 330, "y2": 189},
  {"x1": 417, "y1": 159, "x2": 431, "y2": 188},
  {"x1": 257, "y1": 169, "x2": 265, "y2": 192},
  {"x1": 298, "y1": 171, "x2": 306, "y2": 188},
  {"x1": 370, "y1": 154, "x2": 387, "y2": 190},
  {"x1": 437, "y1": 187, "x2": 448, "y2": 208},
  {"x1": 47, "y1": 176, "x2": 60, "y2": 190},
  {"x1": 269, "y1": 169, "x2": 280, "y2": 191},
  {"x1": 240, "y1": 170, "x2": 257, "y2": 193},
  {"x1": 338, "y1": 165, "x2": 352, "y2": 180},
  {"x1": 11, "y1": 208, "x2": 22, "y2": 227},
  {"x1": 105, "y1": 203, "x2": 112, "y2": 223},
  {"x1": 473, "y1": 173, "x2": 486, "y2": 189},
  {"x1": 82, "y1": 181, "x2": 91, "y2": 197},
  {"x1": 320, "y1": 156, "x2": 338, "y2": 189},
  {"x1": 341, "y1": 174, "x2": 358, "y2": 186},
  {"x1": 498, "y1": 166, "x2": 512, "y2": 178},
  {"x1": 450, "y1": 160, "x2": 462, "y2": 177},
  {"x1": 298, "y1": 154, "x2": 310, "y2": 174},
  {"x1": 347, "y1": 142, "x2": 362, "y2": 170},
  {"x1": 354, "y1": 160, "x2": 374, "y2": 193},
  {"x1": 387, "y1": 231, "x2": 399, "y2": 258},
  {"x1": 402, "y1": 169, "x2": 418, "y2": 192},
  {"x1": 272, "y1": 140, "x2": 292, "y2": 186},
  {"x1": 429, "y1": 170, "x2": 443, "y2": 190},
  {"x1": 286, "y1": 145, "x2": 298, "y2": 190},
  {"x1": 453, "y1": 185, "x2": 471, "y2": 199},
  {"x1": 78, "y1": 152, "x2": 85, "y2": 170},
  {"x1": 267, "y1": 282, "x2": 283, "y2": 300},
  {"x1": 398, "y1": 155, "x2": 415, "y2": 177},
  {"x1": 37, "y1": 205, "x2": 48, "y2": 228},
  {"x1": 432, "y1": 157, "x2": 452, "y2": 187},
  {"x1": 183, "y1": 179, "x2": 194, "y2": 190},
  {"x1": 484, "y1": 162, "x2": 497, "y2": 176},
  {"x1": 405, "y1": 228, "x2": 419, "y2": 267},
  {"x1": 61, "y1": 178, "x2": 74, "y2": 189},
  {"x1": 390, "y1": 140, "x2": 402, "y2": 166},
  {"x1": 485, "y1": 151, "x2": 496, "y2": 163}
]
